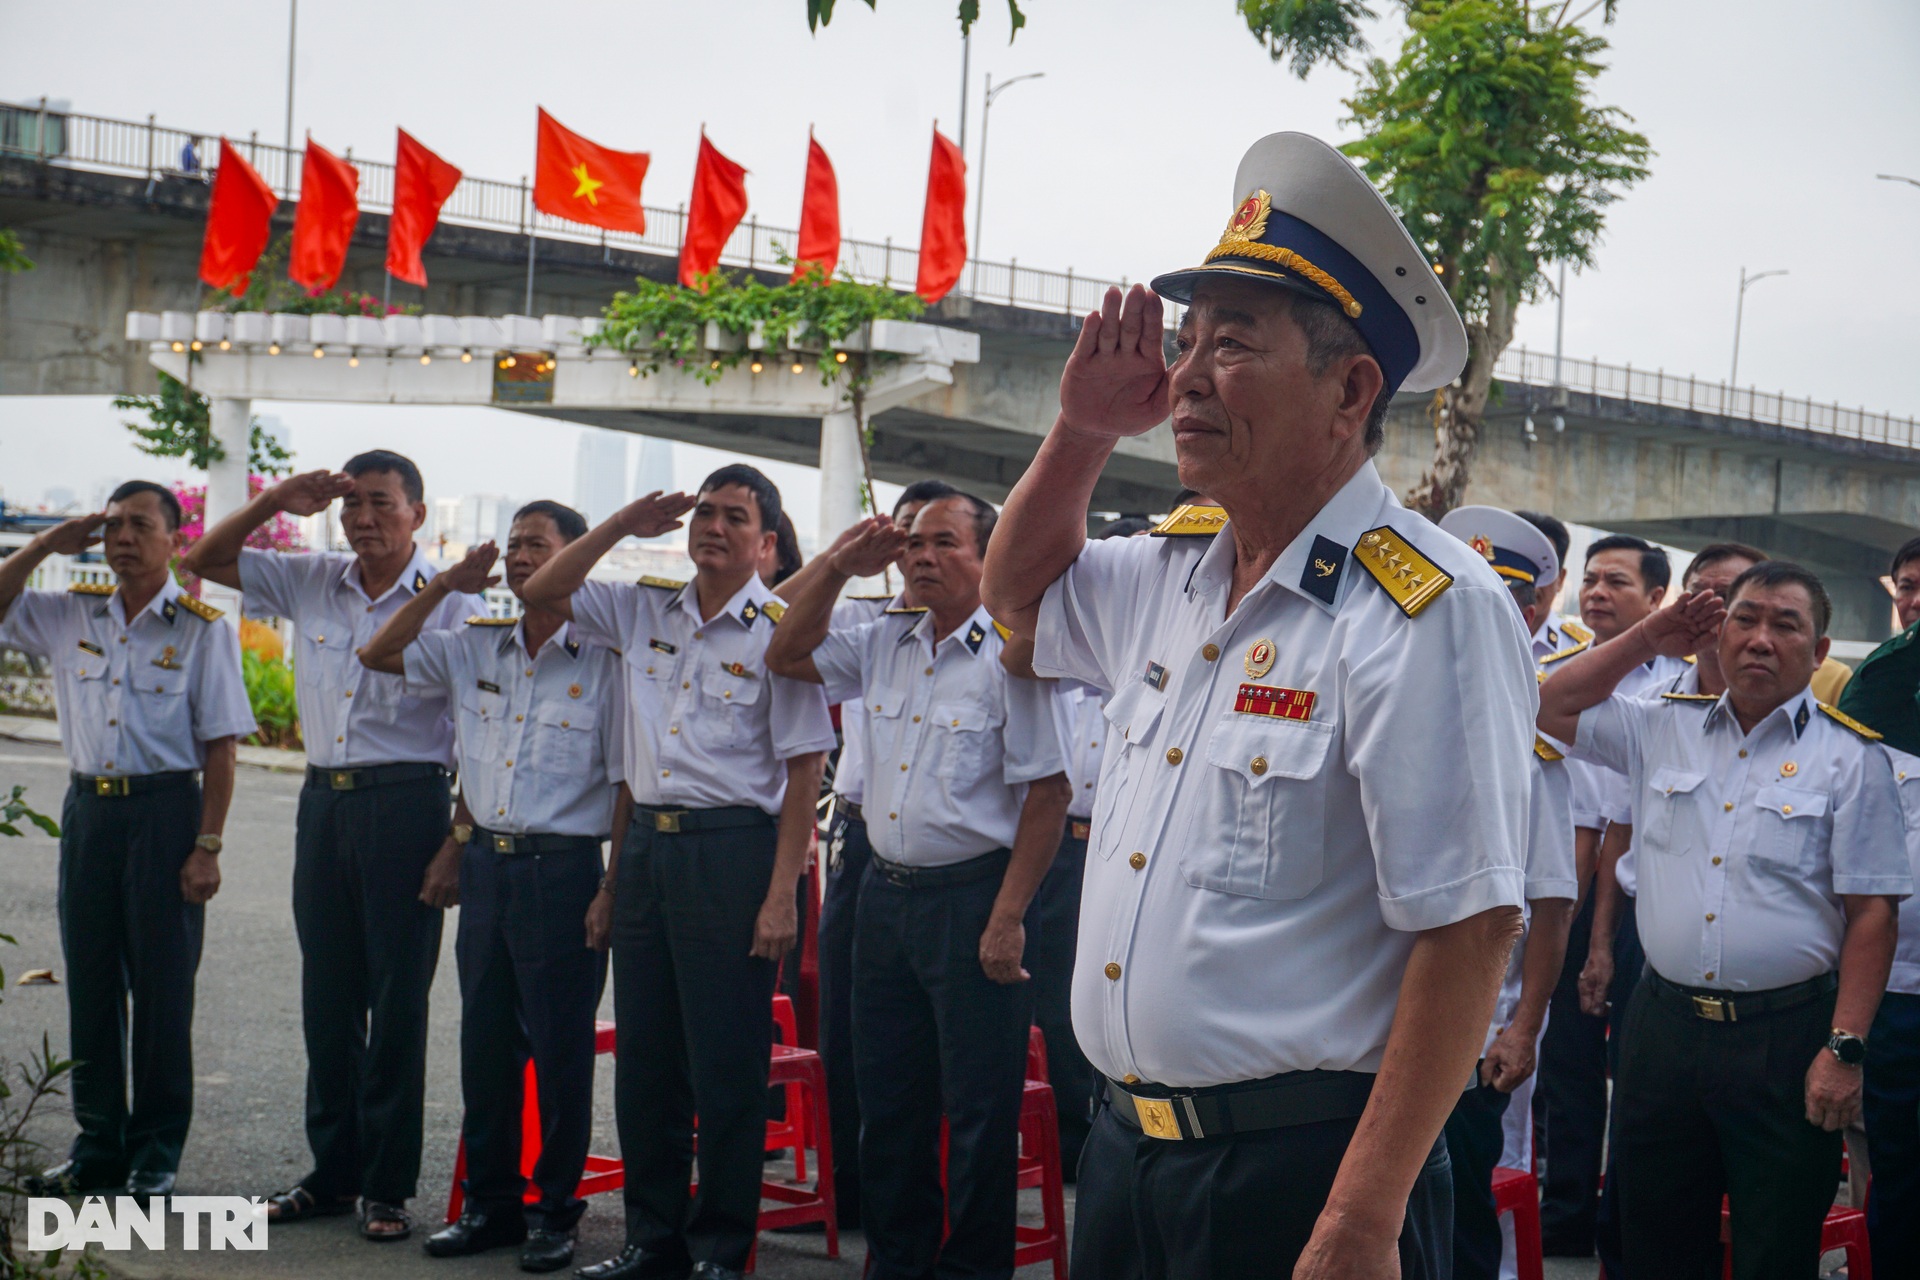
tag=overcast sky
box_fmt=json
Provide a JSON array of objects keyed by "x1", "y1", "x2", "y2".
[{"x1": 5, "y1": 0, "x2": 1918, "y2": 539}]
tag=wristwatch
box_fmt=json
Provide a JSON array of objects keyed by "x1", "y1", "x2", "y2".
[
  {"x1": 194, "y1": 834, "x2": 223, "y2": 855},
  {"x1": 451, "y1": 823, "x2": 474, "y2": 846},
  {"x1": 1827, "y1": 1029, "x2": 1867, "y2": 1067}
]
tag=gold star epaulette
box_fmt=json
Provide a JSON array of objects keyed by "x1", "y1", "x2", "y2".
[
  {"x1": 639, "y1": 576, "x2": 686, "y2": 591},
  {"x1": 1353, "y1": 526, "x2": 1452, "y2": 618},
  {"x1": 1683, "y1": 654, "x2": 1697, "y2": 665},
  {"x1": 1149, "y1": 503, "x2": 1228, "y2": 538},
  {"x1": 1662, "y1": 692, "x2": 1718, "y2": 703},
  {"x1": 1819, "y1": 702, "x2": 1883, "y2": 740},
  {"x1": 178, "y1": 594, "x2": 224, "y2": 622},
  {"x1": 763, "y1": 601, "x2": 786, "y2": 623},
  {"x1": 885, "y1": 604, "x2": 929, "y2": 615},
  {"x1": 1534, "y1": 736, "x2": 1565, "y2": 761},
  {"x1": 1561, "y1": 619, "x2": 1593, "y2": 644},
  {"x1": 1539, "y1": 640, "x2": 1591, "y2": 666},
  {"x1": 465, "y1": 615, "x2": 516, "y2": 626},
  {"x1": 992, "y1": 620, "x2": 1012, "y2": 642},
  {"x1": 68, "y1": 582, "x2": 115, "y2": 597}
]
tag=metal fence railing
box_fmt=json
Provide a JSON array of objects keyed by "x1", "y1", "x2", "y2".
[
  {"x1": 1493, "y1": 347, "x2": 1920, "y2": 452},
  {"x1": 1, "y1": 99, "x2": 1129, "y2": 317}
]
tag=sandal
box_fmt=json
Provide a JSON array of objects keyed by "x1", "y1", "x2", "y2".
[
  {"x1": 263, "y1": 1185, "x2": 356, "y2": 1223},
  {"x1": 359, "y1": 1199, "x2": 413, "y2": 1242}
]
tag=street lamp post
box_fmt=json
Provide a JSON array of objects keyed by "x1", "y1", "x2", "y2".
[
  {"x1": 1729, "y1": 265, "x2": 1787, "y2": 389},
  {"x1": 969, "y1": 70, "x2": 1044, "y2": 296}
]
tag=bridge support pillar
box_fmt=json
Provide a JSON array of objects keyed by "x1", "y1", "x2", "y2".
[
  {"x1": 202, "y1": 396, "x2": 251, "y2": 623},
  {"x1": 1826, "y1": 573, "x2": 1895, "y2": 647},
  {"x1": 817, "y1": 408, "x2": 865, "y2": 551}
]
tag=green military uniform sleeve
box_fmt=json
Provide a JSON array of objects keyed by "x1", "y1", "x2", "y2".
[{"x1": 1836, "y1": 623, "x2": 1920, "y2": 756}]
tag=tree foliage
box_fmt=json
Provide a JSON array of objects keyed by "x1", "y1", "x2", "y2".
[
  {"x1": 113, "y1": 371, "x2": 295, "y2": 476},
  {"x1": 0, "y1": 228, "x2": 31, "y2": 274},
  {"x1": 805, "y1": 0, "x2": 1025, "y2": 38}
]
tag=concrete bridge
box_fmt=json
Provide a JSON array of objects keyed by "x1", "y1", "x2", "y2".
[{"x1": 6, "y1": 103, "x2": 1919, "y2": 640}]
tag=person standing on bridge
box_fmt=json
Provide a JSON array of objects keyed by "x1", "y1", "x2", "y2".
[
  {"x1": 1, "y1": 483, "x2": 255, "y2": 1202},
  {"x1": 184, "y1": 453, "x2": 487, "y2": 1243}
]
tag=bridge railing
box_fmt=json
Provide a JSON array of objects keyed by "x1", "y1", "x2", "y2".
[
  {"x1": 1495, "y1": 347, "x2": 1920, "y2": 451},
  {"x1": 1, "y1": 99, "x2": 1126, "y2": 316}
]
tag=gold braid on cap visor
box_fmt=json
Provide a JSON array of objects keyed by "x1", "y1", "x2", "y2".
[{"x1": 1201, "y1": 240, "x2": 1364, "y2": 320}]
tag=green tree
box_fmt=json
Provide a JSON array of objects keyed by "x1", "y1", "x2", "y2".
[
  {"x1": 113, "y1": 372, "x2": 294, "y2": 476},
  {"x1": 0, "y1": 228, "x2": 32, "y2": 274},
  {"x1": 805, "y1": 0, "x2": 1024, "y2": 37},
  {"x1": 1240, "y1": 0, "x2": 1649, "y2": 516}
]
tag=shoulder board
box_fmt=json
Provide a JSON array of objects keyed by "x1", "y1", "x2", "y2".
[
  {"x1": 1149, "y1": 503, "x2": 1228, "y2": 538},
  {"x1": 847, "y1": 593, "x2": 894, "y2": 602},
  {"x1": 1353, "y1": 527, "x2": 1453, "y2": 618},
  {"x1": 763, "y1": 601, "x2": 786, "y2": 623},
  {"x1": 885, "y1": 604, "x2": 929, "y2": 615},
  {"x1": 1683, "y1": 654, "x2": 1697, "y2": 665},
  {"x1": 1661, "y1": 692, "x2": 1719, "y2": 703},
  {"x1": 1539, "y1": 640, "x2": 1591, "y2": 666},
  {"x1": 992, "y1": 620, "x2": 1012, "y2": 642},
  {"x1": 1534, "y1": 736, "x2": 1565, "y2": 762},
  {"x1": 1560, "y1": 619, "x2": 1593, "y2": 644},
  {"x1": 1819, "y1": 702, "x2": 1883, "y2": 740},
  {"x1": 465, "y1": 615, "x2": 516, "y2": 626},
  {"x1": 178, "y1": 594, "x2": 224, "y2": 622},
  {"x1": 68, "y1": 582, "x2": 115, "y2": 597},
  {"x1": 639, "y1": 576, "x2": 686, "y2": 591}
]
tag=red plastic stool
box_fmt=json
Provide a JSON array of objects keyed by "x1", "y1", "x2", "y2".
[
  {"x1": 765, "y1": 995, "x2": 809, "y2": 1183},
  {"x1": 1718, "y1": 1200, "x2": 1870, "y2": 1280},
  {"x1": 745, "y1": 1043, "x2": 840, "y2": 1272},
  {"x1": 1490, "y1": 1167, "x2": 1543, "y2": 1280},
  {"x1": 1014, "y1": 1078, "x2": 1070, "y2": 1280}
]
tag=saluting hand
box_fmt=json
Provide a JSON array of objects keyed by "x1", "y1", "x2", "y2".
[
  {"x1": 1058, "y1": 284, "x2": 1169, "y2": 439},
  {"x1": 828, "y1": 518, "x2": 909, "y2": 580},
  {"x1": 268, "y1": 469, "x2": 356, "y2": 517},
  {"x1": 439, "y1": 542, "x2": 502, "y2": 595},
  {"x1": 615, "y1": 490, "x2": 698, "y2": 540},
  {"x1": 1638, "y1": 588, "x2": 1726, "y2": 659},
  {"x1": 37, "y1": 512, "x2": 107, "y2": 556}
]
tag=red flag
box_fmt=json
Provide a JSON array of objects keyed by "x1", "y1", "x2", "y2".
[
  {"x1": 198, "y1": 137, "x2": 279, "y2": 295},
  {"x1": 534, "y1": 108, "x2": 649, "y2": 234},
  {"x1": 288, "y1": 140, "x2": 360, "y2": 293},
  {"x1": 386, "y1": 129, "x2": 462, "y2": 287},
  {"x1": 680, "y1": 133, "x2": 749, "y2": 288},
  {"x1": 915, "y1": 128, "x2": 967, "y2": 303},
  {"x1": 792, "y1": 132, "x2": 840, "y2": 282}
]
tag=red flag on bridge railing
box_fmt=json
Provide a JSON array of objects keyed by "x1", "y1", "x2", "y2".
[
  {"x1": 792, "y1": 130, "x2": 840, "y2": 282},
  {"x1": 288, "y1": 139, "x2": 359, "y2": 292},
  {"x1": 915, "y1": 126, "x2": 967, "y2": 304},
  {"x1": 680, "y1": 132, "x2": 749, "y2": 289},
  {"x1": 534, "y1": 108, "x2": 649, "y2": 235},
  {"x1": 386, "y1": 129, "x2": 462, "y2": 287},
  {"x1": 198, "y1": 137, "x2": 279, "y2": 295}
]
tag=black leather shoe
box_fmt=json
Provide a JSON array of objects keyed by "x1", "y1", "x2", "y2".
[
  {"x1": 24, "y1": 1161, "x2": 125, "y2": 1198},
  {"x1": 689, "y1": 1264, "x2": 745, "y2": 1280},
  {"x1": 575, "y1": 1244, "x2": 691, "y2": 1279},
  {"x1": 520, "y1": 1227, "x2": 576, "y2": 1273},
  {"x1": 124, "y1": 1170, "x2": 176, "y2": 1198},
  {"x1": 423, "y1": 1209, "x2": 527, "y2": 1258}
]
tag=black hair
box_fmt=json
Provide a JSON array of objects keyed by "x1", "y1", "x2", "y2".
[
  {"x1": 343, "y1": 449, "x2": 425, "y2": 504},
  {"x1": 894, "y1": 479, "x2": 960, "y2": 517},
  {"x1": 1172, "y1": 488, "x2": 1204, "y2": 507},
  {"x1": 1727, "y1": 560, "x2": 1832, "y2": 639},
  {"x1": 106, "y1": 480, "x2": 183, "y2": 531},
  {"x1": 1505, "y1": 578, "x2": 1538, "y2": 610},
  {"x1": 1096, "y1": 516, "x2": 1152, "y2": 540},
  {"x1": 1515, "y1": 511, "x2": 1571, "y2": 569},
  {"x1": 512, "y1": 500, "x2": 587, "y2": 543},
  {"x1": 771, "y1": 512, "x2": 804, "y2": 587},
  {"x1": 1890, "y1": 536, "x2": 1920, "y2": 581},
  {"x1": 1683, "y1": 541, "x2": 1767, "y2": 587},
  {"x1": 1585, "y1": 534, "x2": 1671, "y2": 593},
  {"x1": 698, "y1": 463, "x2": 782, "y2": 533},
  {"x1": 919, "y1": 491, "x2": 998, "y2": 557}
]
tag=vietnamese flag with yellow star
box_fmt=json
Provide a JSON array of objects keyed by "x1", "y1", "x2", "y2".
[{"x1": 533, "y1": 108, "x2": 649, "y2": 234}]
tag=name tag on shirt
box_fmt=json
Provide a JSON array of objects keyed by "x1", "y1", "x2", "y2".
[
  {"x1": 1234, "y1": 683, "x2": 1316, "y2": 722},
  {"x1": 77, "y1": 640, "x2": 105, "y2": 657},
  {"x1": 649, "y1": 638, "x2": 677, "y2": 654},
  {"x1": 476, "y1": 679, "x2": 501, "y2": 694},
  {"x1": 1143, "y1": 661, "x2": 1169, "y2": 691}
]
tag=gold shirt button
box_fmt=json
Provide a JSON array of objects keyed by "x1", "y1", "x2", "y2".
[
  {"x1": 1104, "y1": 962, "x2": 1122, "y2": 981},
  {"x1": 1705, "y1": 912, "x2": 1716, "y2": 922},
  {"x1": 118, "y1": 636, "x2": 126, "y2": 644},
  {"x1": 1712, "y1": 856, "x2": 1723, "y2": 865},
  {"x1": 661, "y1": 769, "x2": 671, "y2": 777},
  {"x1": 1250, "y1": 756, "x2": 1268, "y2": 776},
  {"x1": 111, "y1": 677, "x2": 120, "y2": 686},
  {"x1": 561, "y1": 720, "x2": 569, "y2": 728},
  {"x1": 694, "y1": 632, "x2": 704, "y2": 641},
  {"x1": 925, "y1": 665, "x2": 935, "y2": 676},
  {"x1": 889, "y1": 812, "x2": 898, "y2": 820},
  {"x1": 913, "y1": 715, "x2": 922, "y2": 723},
  {"x1": 900, "y1": 763, "x2": 909, "y2": 771},
  {"x1": 1704, "y1": 970, "x2": 1715, "y2": 980},
  {"x1": 1129, "y1": 852, "x2": 1146, "y2": 870},
  {"x1": 1739, "y1": 749, "x2": 1748, "y2": 758},
  {"x1": 1202, "y1": 644, "x2": 1219, "y2": 661},
  {"x1": 344, "y1": 690, "x2": 353, "y2": 698},
  {"x1": 497, "y1": 807, "x2": 505, "y2": 816},
  {"x1": 683, "y1": 681, "x2": 691, "y2": 689},
  {"x1": 1782, "y1": 804, "x2": 1793, "y2": 814},
  {"x1": 336, "y1": 735, "x2": 344, "y2": 743},
  {"x1": 874, "y1": 704, "x2": 883, "y2": 712},
  {"x1": 647, "y1": 667, "x2": 655, "y2": 675},
  {"x1": 724, "y1": 690, "x2": 732, "y2": 699},
  {"x1": 505, "y1": 760, "x2": 513, "y2": 767},
  {"x1": 670, "y1": 726, "x2": 680, "y2": 735},
  {"x1": 525, "y1": 667, "x2": 534, "y2": 677},
  {"x1": 516, "y1": 714, "x2": 524, "y2": 722},
  {"x1": 108, "y1": 718, "x2": 117, "y2": 726},
  {"x1": 951, "y1": 718, "x2": 961, "y2": 727},
  {"x1": 1166, "y1": 747, "x2": 1183, "y2": 765},
  {"x1": 1122, "y1": 1073, "x2": 1140, "y2": 1084},
  {"x1": 1724, "y1": 802, "x2": 1734, "y2": 812},
  {"x1": 105, "y1": 761, "x2": 113, "y2": 769}
]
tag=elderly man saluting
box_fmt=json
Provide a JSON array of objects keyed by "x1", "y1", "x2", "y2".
[{"x1": 981, "y1": 133, "x2": 1537, "y2": 1279}]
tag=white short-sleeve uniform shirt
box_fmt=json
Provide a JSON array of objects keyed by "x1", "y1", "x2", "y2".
[
  {"x1": 403, "y1": 619, "x2": 623, "y2": 837},
  {"x1": 810, "y1": 604, "x2": 1066, "y2": 866},
  {"x1": 0, "y1": 579, "x2": 257, "y2": 774},
  {"x1": 571, "y1": 574, "x2": 836, "y2": 814},
  {"x1": 1034, "y1": 461, "x2": 1535, "y2": 1086},
  {"x1": 1487, "y1": 752, "x2": 1579, "y2": 1053},
  {"x1": 1881, "y1": 745, "x2": 1920, "y2": 995},
  {"x1": 1573, "y1": 685, "x2": 1910, "y2": 991},
  {"x1": 828, "y1": 595, "x2": 900, "y2": 807},
  {"x1": 1052, "y1": 682, "x2": 1109, "y2": 823},
  {"x1": 239, "y1": 546, "x2": 484, "y2": 769}
]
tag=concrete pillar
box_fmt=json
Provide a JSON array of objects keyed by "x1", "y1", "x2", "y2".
[
  {"x1": 1826, "y1": 574, "x2": 1895, "y2": 648},
  {"x1": 817, "y1": 408, "x2": 865, "y2": 551},
  {"x1": 201, "y1": 396, "x2": 251, "y2": 622}
]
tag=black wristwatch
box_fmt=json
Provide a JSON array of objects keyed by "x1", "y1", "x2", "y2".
[{"x1": 1827, "y1": 1029, "x2": 1866, "y2": 1067}]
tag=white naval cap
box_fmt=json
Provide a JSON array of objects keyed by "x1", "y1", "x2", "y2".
[
  {"x1": 1438, "y1": 505, "x2": 1559, "y2": 588},
  {"x1": 1150, "y1": 132, "x2": 1469, "y2": 397}
]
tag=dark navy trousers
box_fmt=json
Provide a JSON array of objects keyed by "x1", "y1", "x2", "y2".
[
  {"x1": 1026, "y1": 824, "x2": 1095, "y2": 1177},
  {"x1": 1866, "y1": 991, "x2": 1920, "y2": 1277},
  {"x1": 817, "y1": 805, "x2": 874, "y2": 1226},
  {"x1": 1445, "y1": 1075, "x2": 1512, "y2": 1280}
]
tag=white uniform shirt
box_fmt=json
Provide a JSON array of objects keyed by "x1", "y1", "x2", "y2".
[
  {"x1": 1532, "y1": 615, "x2": 1591, "y2": 660},
  {"x1": 403, "y1": 619, "x2": 623, "y2": 837},
  {"x1": 572, "y1": 575, "x2": 835, "y2": 814},
  {"x1": 812, "y1": 604, "x2": 1066, "y2": 866},
  {"x1": 1052, "y1": 682, "x2": 1109, "y2": 822},
  {"x1": 1487, "y1": 752, "x2": 1578, "y2": 1054},
  {"x1": 1881, "y1": 745, "x2": 1920, "y2": 995},
  {"x1": 829, "y1": 595, "x2": 900, "y2": 807},
  {"x1": 1035, "y1": 461, "x2": 1534, "y2": 1086},
  {"x1": 1573, "y1": 685, "x2": 1910, "y2": 991},
  {"x1": 0, "y1": 580, "x2": 256, "y2": 775},
  {"x1": 239, "y1": 547, "x2": 483, "y2": 769},
  {"x1": 1606, "y1": 656, "x2": 1705, "y2": 898}
]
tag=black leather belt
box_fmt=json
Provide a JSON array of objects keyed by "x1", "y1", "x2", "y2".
[
  {"x1": 1646, "y1": 968, "x2": 1838, "y2": 1024},
  {"x1": 71, "y1": 770, "x2": 195, "y2": 798},
  {"x1": 473, "y1": 827, "x2": 600, "y2": 855},
  {"x1": 869, "y1": 848, "x2": 1009, "y2": 889},
  {"x1": 1107, "y1": 1070, "x2": 1376, "y2": 1141},
  {"x1": 639, "y1": 804, "x2": 774, "y2": 834},
  {"x1": 306, "y1": 762, "x2": 447, "y2": 792},
  {"x1": 833, "y1": 798, "x2": 865, "y2": 825}
]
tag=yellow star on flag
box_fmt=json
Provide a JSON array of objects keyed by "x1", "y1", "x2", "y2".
[{"x1": 571, "y1": 162, "x2": 603, "y2": 206}]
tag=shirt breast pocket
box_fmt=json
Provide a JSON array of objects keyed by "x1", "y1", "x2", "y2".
[
  {"x1": 932, "y1": 700, "x2": 999, "y2": 780},
  {"x1": 1089, "y1": 682, "x2": 1165, "y2": 861},
  {"x1": 696, "y1": 668, "x2": 764, "y2": 748},
  {"x1": 458, "y1": 690, "x2": 506, "y2": 760},
  {"x1": 1185, "y1": 715, "x2": 1334, "y2": 899},
  {"x1": 532, "y1": 703, "x2": 595, "y2": 775},
  {"x1": 1644, "y1": 766, "x2": 1707, "y2": 856},
  {"x1": 1751, "y1": 785, "x2": 1827, "y2": 874}
]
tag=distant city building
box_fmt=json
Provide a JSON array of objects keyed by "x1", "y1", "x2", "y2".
[
  {"x1": 574, "y1": 429, "x2": 628, "y2": 528},
  {"x1": 41, "y1": 487, "x2": 77, "y2": 513},
  {"x1": 632, "y1": 435, "x2": 675, "y2": 542},
  {"x1": 455, "y1": 493, "x2": 514, "y2": 549}
]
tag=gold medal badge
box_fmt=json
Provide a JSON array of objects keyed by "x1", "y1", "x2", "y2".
[{"x1": 1244, "y1": 639, "x2": 1276, "y2": 680}]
